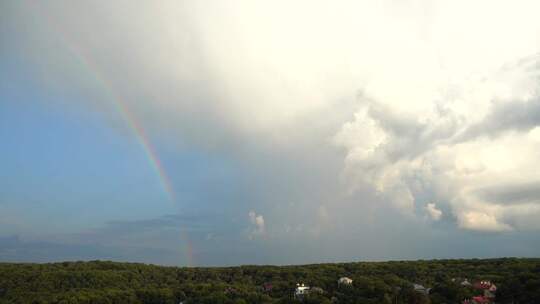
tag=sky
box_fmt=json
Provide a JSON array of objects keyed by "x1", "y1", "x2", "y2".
[{"x1": 1, "y1": 0, "x2": 540, "y2": 266}]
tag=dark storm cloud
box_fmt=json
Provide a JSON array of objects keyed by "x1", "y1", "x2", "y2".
[
  {"x1": 0, "y1": 213, "x2": 242, "y2": 265},
  {"x1": 70, "y1": 213, "x2": 233, "y2": 246},
  {"x1": 103, "y1": 214, "x2": 213, "y2": 232},
  {"x1": 0, "y1": 235, "x2": 122, "y2": 263},
  {"x1": 461, "y1": 97, "x2": 540, "y2": 141},
  {"x1": 364, "y1": 98, "x2": 459, "y2": 161}
]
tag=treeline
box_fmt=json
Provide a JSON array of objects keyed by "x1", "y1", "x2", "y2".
[{"x1": 1, "y1": 258, "x2": 539, "y2": 303}]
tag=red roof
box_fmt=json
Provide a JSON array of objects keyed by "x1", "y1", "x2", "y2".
[{"x1": 472, "y1": 296, "x2": 490, "y2": 304}]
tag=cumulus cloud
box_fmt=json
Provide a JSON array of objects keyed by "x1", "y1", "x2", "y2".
[
  {"x1": 425, "y1": 203, "x2": 442, "y2": 221},
  {"x1": 248, "y1": 211, "x2": 265, "y2": 239},
  {"x1": 457, "y1": 211, "x2": 513, "y2": 232},
  {"x1": 335, "y1": 57, "x2": 540, "y2": 232}
]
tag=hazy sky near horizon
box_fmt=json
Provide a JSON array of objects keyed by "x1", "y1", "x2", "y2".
[{"x1": 2, "y1": 0, "x2": 540, "y2": 266}]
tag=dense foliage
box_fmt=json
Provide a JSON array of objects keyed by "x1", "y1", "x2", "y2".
[{"x1": 1, "y1": 258, "x2": 539, "y2": 303}]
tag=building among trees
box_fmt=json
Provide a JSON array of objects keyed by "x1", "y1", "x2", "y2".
[{"x1": 338, "y1": 277, "x2": 353, "y2": 286}]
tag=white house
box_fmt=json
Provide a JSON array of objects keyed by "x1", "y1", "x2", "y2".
[
  {"x1": 295, "y1": 283, "x2": 310, "y2": 299},
  {"x1": 338, "y1": 277, "x2": 353, "y2": 285}
]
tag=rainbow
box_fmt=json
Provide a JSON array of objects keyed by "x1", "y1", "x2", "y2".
[
  {"x1": 29, "y1": 4, "x2": 176, "y2": 203},
  {"x1": 93, "y1": 79, "x2": 177, "y2": 203},
  {"x1": 29, "y1": 2, "x2": 199, "y2": 266},
  {"x1": 181, "y1": 230, "x2": 195, "y2": 267}
]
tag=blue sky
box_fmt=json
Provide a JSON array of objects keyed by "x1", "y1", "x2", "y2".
[{"x1": 2, "y1": 0, "x2": 540, "y2": 266}]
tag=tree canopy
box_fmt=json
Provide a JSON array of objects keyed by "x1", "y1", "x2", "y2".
[{"x1": 1, "y1": 258, "x2": 539, "y2": 303}]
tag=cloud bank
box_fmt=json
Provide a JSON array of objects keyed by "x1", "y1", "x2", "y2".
[
  {"x1": 335, "y1": 54, "x2": 540, "y2": 232},
  {"x1": 3, "y1": 0, "x2": 540, "y2": 264}
]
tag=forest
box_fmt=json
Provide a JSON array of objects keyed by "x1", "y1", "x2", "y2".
[{"x1": 1, "y1": 258, "x2": 539, "y2": 304}]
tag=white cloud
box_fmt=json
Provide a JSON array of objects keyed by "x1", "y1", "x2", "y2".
[
  {"x1": 248, "y1": 211, "x2": 265, "y2": 239},
  {"x1": 336, "y1": 60, "x2": 540, "y2": 232},
  {"x1": 425, "y1": 203, "x2": 442, "y2": 221},
  {"x1": 457, "y1": 211, "x2": 512, "y2": 232}
]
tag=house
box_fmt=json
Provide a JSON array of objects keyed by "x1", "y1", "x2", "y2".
[
  {"x1": 413, "y1": 283, "x2": 431, "y2": 295},
  {"x1": 473, "y1": 281, "x2": 494, "y2": 290},
  {"x1": 473, "y1": 281, "x2": 496, "y2": 298},
  {"x1": 473, "y1": 296, "x2": 490, "y2": 304},
  {"x1": 295, "y1": 283, "x2": 310, "y2": 299},
  {"x1": 338, "y1": 277, "x2": 353, "y2": 286},
  {"x1": 463, "y1": 295, "x2": 492, "y2": 304}
]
